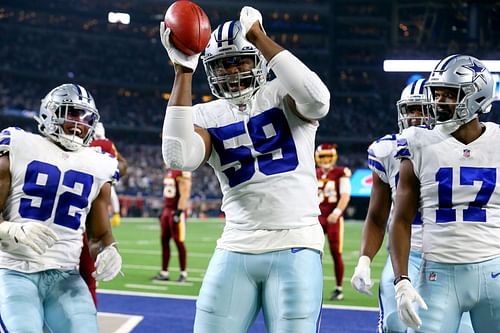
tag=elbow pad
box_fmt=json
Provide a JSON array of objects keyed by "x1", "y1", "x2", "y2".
[
  {"x1": 269, "y1": 50, "x2": 330, "y2": 120},
  {"x1": 162, "y1": 106, "x2": 205, "y2": 171}
]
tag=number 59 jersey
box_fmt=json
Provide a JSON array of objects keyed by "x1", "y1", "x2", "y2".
[
  {"x1": 396, "y1": 123, "x2": 500, "y2": 263},
  {"x1": 0, "y1": 127, "x2": 118, "y2": 272},
  {"x1": 193, "y1": 79, "x2": 321, "y2": 231}
]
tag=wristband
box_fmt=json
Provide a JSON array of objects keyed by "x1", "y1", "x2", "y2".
[
  {"x1": 393, "y1": 274, "x2": 411, "y2": 285},
  {"x1": 333, "y1": 208, "x2": 342, "y2": 216}
]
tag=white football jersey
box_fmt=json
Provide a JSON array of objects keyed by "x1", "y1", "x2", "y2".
[
  {"x1": 368, "y1": 134, "x2": 422, "y2": 251},
  {"x1": 193, "y1": 79, "x2": 324, "y2": 253},
  {"x1": 397, "y1": 122, "x2": 500, "y2": 263},
  {"x1": 0, "y1": 127, "x2": 118, "y2": 272}
]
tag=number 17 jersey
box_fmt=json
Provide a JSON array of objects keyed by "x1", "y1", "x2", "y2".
[{"x1": 397, "y1": 122, "x2": 500, "y2": 263}]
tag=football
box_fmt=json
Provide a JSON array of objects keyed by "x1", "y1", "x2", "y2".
[{"x1": 164, "y1": 1, "x2": 211, "y2": 56}]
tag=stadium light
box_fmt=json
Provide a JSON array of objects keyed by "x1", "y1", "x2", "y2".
[
  {"x1": 383, "y1": 60, "x2": 500, "y2": 72},
  {"x1": 108, "y1": 12, "x2": 130, "y2": 25}
]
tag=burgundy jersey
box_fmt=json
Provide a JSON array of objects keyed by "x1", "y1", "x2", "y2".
[
  {"x1": 316, "y1": 166, "x2": 351, "y2": 217},
  {"x1": 90, "y1": 139, "x2": 117, "y2": 157},
  {"x1": 163, "y1": 169, "x2": 184, "y2": 209}
]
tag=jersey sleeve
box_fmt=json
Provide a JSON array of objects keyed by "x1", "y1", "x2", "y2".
[
  {"x1": 395, "y1": 127, "x2": 417, "y2": 160},
  {"x1": 367, "y1": 134, "x2": 396, "y2": 184},
  {"x1": 0, "y1": 127, "x2": 19, "y2": 155}
]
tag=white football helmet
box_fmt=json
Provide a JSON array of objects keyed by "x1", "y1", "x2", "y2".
[
  {"x1": 396, "y1": 78, "x2": 432, "y2": 131},
  {"x1": 36, "y1": 84, "x2": 99, "y2": 151},
  {"x1": 425, "y1": 54, "x2": 495, "y2": 133},
  {"x1": 202, "y1": 20, "x2": 267, "y2": 105}
]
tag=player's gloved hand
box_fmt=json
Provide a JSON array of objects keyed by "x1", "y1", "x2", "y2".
[
  {"x1": 159, "y1": 22, "x2": 200, "y2": 71},
  {"x1": 239, "y1": 6, "x2": 267, "y2": 38},
  {"x1": 0, "y1": 221, "x2": 58, "y2": 255},
  {"x1": 92, "y1": 243, "x2": 122, "y2": 282},
  {"x1": 351, "y1": 255, "x2": 373, "y2": 295},
  {"x1": 395, "y1": 279, "x2": 428, "y2": 330},
  {"x1": 173, "y1": 209, "x2": 184, "y2": 224}
]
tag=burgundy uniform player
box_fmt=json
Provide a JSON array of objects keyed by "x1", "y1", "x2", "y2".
[
  {"x1": 316, "y1": 144, "x2": 351, "y2": 300},
  {"x1": 152, "y1": 169, "x2": 192, "y2": 282}
]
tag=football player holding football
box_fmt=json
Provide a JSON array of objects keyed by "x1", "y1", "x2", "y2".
[
  {"x1": 160, "y1": 5, "x2": 330, "y2": 333},
  {"x1": 0, "y1": 84, "x2": 122, "y2": 332}
]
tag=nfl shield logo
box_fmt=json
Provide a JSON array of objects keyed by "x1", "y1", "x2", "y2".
[
  {"x1": 429, "y1": 272, "x2": 437, "y2": 281},
  {"x1": 463, "y1": 149, "x2": 471, "y2": 158}
]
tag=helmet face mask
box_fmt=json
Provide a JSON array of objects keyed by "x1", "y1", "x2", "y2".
[
  {"x1": 425, "y1": 54, "x2": 495, "y2": 134},
  {"x1": 396, "y1": 78, "x2": 433, "y2": 131},
  {"x1": 315, "y1": 144, "x2": 338, "y2": 170},
  {"x1": 37, "y1": 84, "x2": 99, "y2": 151},
  {"x1": 202, "y1": 20, "x2": 267, "y2": 105}
]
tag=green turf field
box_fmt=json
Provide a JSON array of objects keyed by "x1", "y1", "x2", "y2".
[{"x1": 100, "y1": 217, "x2": 387, "y2": 308}]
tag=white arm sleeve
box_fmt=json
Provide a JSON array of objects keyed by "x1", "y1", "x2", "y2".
[
  {"x1": 162, "y1": 106, "x2": 205, "y2": 171},
  {"x1": 339, "y1": 177, "x2": 351, "y2": 195},
  {"x1": 268, "y1": 50, "x2": 330, "y2": 120}
]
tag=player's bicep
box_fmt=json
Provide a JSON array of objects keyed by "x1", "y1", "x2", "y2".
[
  {"x1": 365, "y1": 172, "x2": 391, "y2": 228},
  {"x1": 195, "y1": 126, "x2": 212, "y2": 163},
  {"x1": 0, "y1": 155, "x2": 11, "y2": 212}
]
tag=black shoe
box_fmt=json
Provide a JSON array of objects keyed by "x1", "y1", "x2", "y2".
[
  {"x1": 177, "y1": 275, "x2": 187, "y2": 283},
  {"x1": 330, "y1": 289, "x2": 344, "y2": 301},
  {"x1": 152, "y1": 274, "x2": 169, "y2": 281}
]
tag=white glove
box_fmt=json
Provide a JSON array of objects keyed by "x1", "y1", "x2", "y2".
[
  {"x1": 159, "y1": 22, "x2": 200, "y2": 71},
  {"x1": 395, "y1": 279, "x2": 428, "y2": 330},
  {"x1": 92, "y1": 243, "x2": 122, "y2": 282},
  {"x1": 351, "y1": 255, "x2": 373, "y2": 295},
  {"x1": 0, "y1": 221, "x2": 58, "y2": 255},
  {"x1": 239, "y1": 6, "x2": 266, "y2": 37}
]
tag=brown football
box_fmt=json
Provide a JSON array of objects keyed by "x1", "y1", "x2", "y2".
[{"x1": 164, "y1": 1, "x2": 211, "y2": 56}]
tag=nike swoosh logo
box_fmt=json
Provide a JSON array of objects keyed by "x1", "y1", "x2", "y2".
[
  {"x1": 291, "y1": 248, "x2": 305, "y2": 253},
  {"x1": 491, "y1": 272, "x2": 500, "y2": 279}
]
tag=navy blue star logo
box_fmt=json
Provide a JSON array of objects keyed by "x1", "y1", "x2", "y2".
[{"x1": 462, "y1": 59, "x2": 486, "y2": 83}]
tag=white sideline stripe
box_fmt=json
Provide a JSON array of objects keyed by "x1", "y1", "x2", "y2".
[
  {"x1": 97, "y1": 289, "x2": 378, "y2": 312},
  {"x1": 97, "y1": 312, "x2": 143, "y2": 333},
  {"x1": 98, "y1": 288, "x2": 198, "y2": 300},
  {"x1": 322, "y1": 304, "x2": 378, "y2": 312},
  {"x1": 124, "y1": 284, "x2": 168, "y2": 291}
]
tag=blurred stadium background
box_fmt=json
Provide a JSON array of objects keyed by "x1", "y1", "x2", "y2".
[{"x1": 1, "y1": 0, "x2": 500, "y2": 331}]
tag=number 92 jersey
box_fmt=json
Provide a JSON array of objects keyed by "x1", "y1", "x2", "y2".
[
  {"x1": 396, "y1": 123, "x2": 500, "y2": 263},
  {"x1": 193, "y1": 79, "x2": 321, "y2": 230},
  {"x1": 0, "y1": 127, "x2": 118, "y2": 272}
]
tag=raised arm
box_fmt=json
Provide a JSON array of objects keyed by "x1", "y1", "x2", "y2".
[
  {"x1": 159, "y1": 22, "x2": 211, "y2": 171},
  {"x1": 239, "y1": 6, "x2": 330, "y2": 121}
]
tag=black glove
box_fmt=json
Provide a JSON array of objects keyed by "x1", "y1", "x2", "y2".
[{"x1": 173, "y1": 209, "x2": 184, "y2": 224}]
